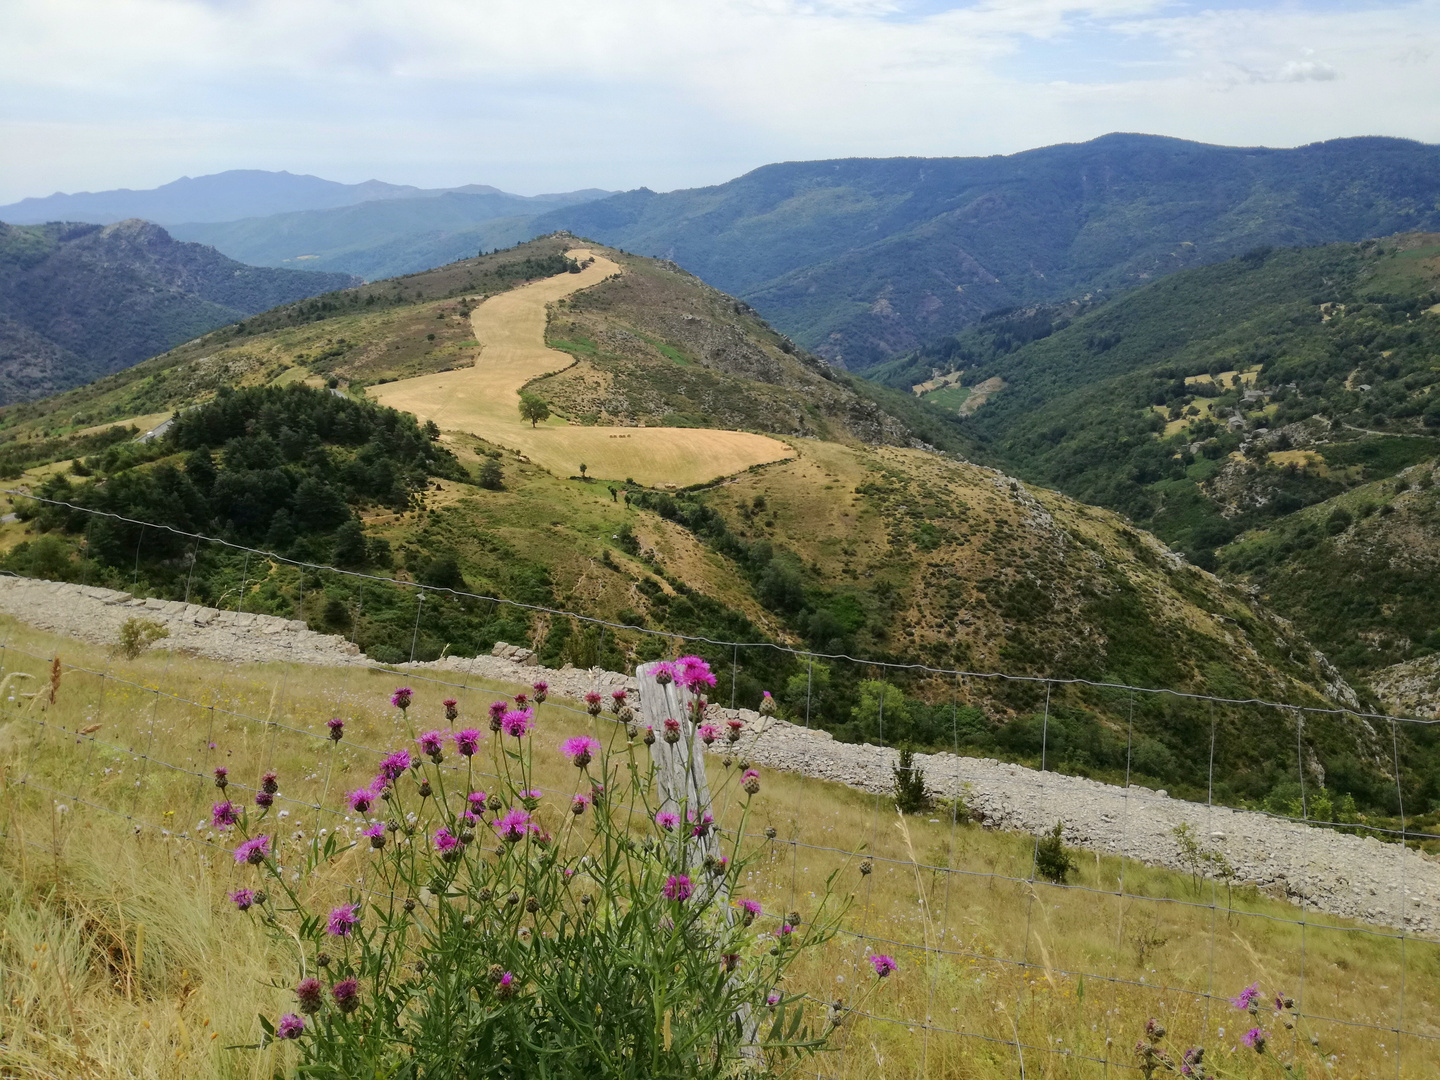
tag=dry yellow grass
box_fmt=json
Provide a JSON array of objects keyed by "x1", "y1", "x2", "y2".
[
  {"x1": 369, "y1": 249, "x2": 792, "y2": 487},
  {"x1": 0, "y1": 618, "x2": 1435, "y2": 1078},
  {"x1": 71, "y1": 411, "x2": 175, "y2": 440}
]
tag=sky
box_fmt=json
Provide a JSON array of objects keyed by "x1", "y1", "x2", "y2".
[{"x1": 1, "y1": 0, "x2": 1437, "y2": 203}]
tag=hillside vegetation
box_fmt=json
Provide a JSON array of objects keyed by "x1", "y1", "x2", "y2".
[
  {"x1": 0, "y1": 219, "x2": 357, "y2": 404},
  {"x1": 534, "y1": 134, "x2": 1440, "y2": 370}
]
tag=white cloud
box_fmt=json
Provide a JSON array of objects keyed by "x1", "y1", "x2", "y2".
[{"x1": 0, "y1": 0, "x2": 1435, "y2": 202}]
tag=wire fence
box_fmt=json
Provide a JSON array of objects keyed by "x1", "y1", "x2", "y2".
[{"x1": 0, "y1": 499, "x2": 1437, "y2": 1076}]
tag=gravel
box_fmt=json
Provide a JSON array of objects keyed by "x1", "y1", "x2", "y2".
[{"x1": 3, "y1": 575, "x2": 1435, "y2": 939}]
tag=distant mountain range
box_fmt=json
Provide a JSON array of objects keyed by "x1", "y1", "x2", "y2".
[
  {"x1": 0, "y1": 219, "x2": 357, "y2": 404},
  {"x1": 532, "y1": 134, "x2": 1440, "y2": 369}
]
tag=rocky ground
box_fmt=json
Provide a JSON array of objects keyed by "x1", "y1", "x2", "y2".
[{"x1": 1, "y1": 575, "x2": 1434, "y2": 938}]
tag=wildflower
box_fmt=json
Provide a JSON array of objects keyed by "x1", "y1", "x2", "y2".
[
  {"x1": 467, "y1": 791, "x2": 488, "y2": 814},
  {"x1": 211, "y1": 800, "x2": 239, "y2": 829},
  {"x1": 689, "y1": 809, "x2": 714, "y2": 837},
  {"x1": 698, "y1": 723, "x2": 719, "y2": 745},
  {"x1": 677, "y1": 655, "x2": 717, "y2": 691},
  {"x1": 514, "y1": 693, "x2": 529, "y2": 708},
  {"x1": 610, "y1": 688, "x2": 628, "y2": 713},
  {"x1": 742, "y1": 768, "x2": 761, "y2": 795},
  {"x1": 859, "y1": 860, "x2": 872, "y2": 875},
  {"x1": 766, "y1": 991, "x2": 780, "y2": 1007},
  {"x1": 347, "y1": 787, "x2": 376, "y2": 813},
  {"x1": 331, "y1": 977, "x2": 361, "y2": 1014},
  {"x1": 1145, "y1": 1018, "x2": 1166, "y2": 1040},
  {"x1": 327, "y1": 717, "x2": 344, "y2": 742},
  {"x1": 496, "y1": 971, "x2": 516, "y2": 1000},
  {"x1": 417, "y1": 730, "x2": 447, "y2": 762},
  {"x1": 377, "y1": 750, "x2": 412, "y2": 782},
  {"x1": 500, "y1": 709, "x2": 534, "y2": 738},
  {"x1": 295, "y1": 978, "x2": 324, "y2": 1014},
  {"x1": 560, "y1": 735, "x2": 601, "y2": 768},
  {"x1": 255, "y1": 790, "x2": 274, "y2": 809},
  {"x1": 758, "y1": 690, "x2": 776, "y2": 716},
  {"x1": 213, "y1": 766, "x2": 228, "y2": 790},
  {"x1": 777, "y1": 924, "x2": 793, "y2": 938},
  {"x1": 589, "y1": 781, "x2": 605, "y2": 804},
  {"x1": 663, "y1": 717, "x2": 681, "y2": 744},
  {"x1": 532, "y1": 681, "x2": 548, "y2": 703},
  {"x1": 643, "y1": 724, "x2": 656, "y2": 746},
  {"x1": 572, "y1": 793, "x2": 590, "y2": 815},
  {"x1": 652, "y1": 661, "x2": 678, "y2": 685},
  {"x1": 434, "y1": 827, "x2": 460, "y2": 858},
  {"x1": 1230, "y1": 982, "x2": 1262, "y2": 1012},
  {"x1": 488, "y1": 699, "x2": 509, "y2": 725},
  {"x1": 391, "y1": 687, "x2": 413, "y2": 712},
  {"x1": 663, "y1": 874, "x2": 693, "y2": 902},
  {"x1": 443, "y1": 698, "x2": 459, "y2": 721},
  {"x1": 655, "y1": 811, "x2": 679, "y2": 831},
  {"x1": 229, "y1": 888, "x2": 258, "y2": 911},
  {"x1": 870, "y1": 954, "x2": 897, "y2": 978},
  {"x1": 519, "y1": 787, "x2": 543, "y2": 808},
  {"x1": 585, "y1": 691, "x2": 603, "y2": 716},
  {"x1": 493, "y1": 806, "x2": 538, "y2": 843},
  {"x1": 739, "y1": 898, "x2": 762, "y2": 926},
  {"x1": 764, "y1": 826, "x2": 777, "y2": 839},
  {"x1": 1180, "y1": 1047, "x2": 1206, "y2": 1078},
  {"x1": 326, "y1": 903, "x2": 360, "y2": 937},
  {"x1": 361, "y1": 822, "x2": 386, "y2": 849},
  {"x1": 234, "y1": 835, "x2": 271, "y2": 865},
  {"x1": 726, "y1": 718, "x2": 744, "y2": 743},
  {"x1": 453, "y1": 728, "x2": 482, "y2": 756},
  {"x1": 1275, "y1": 992, "x2": 1294, "y2": 1011},
  {"x1": 722, "y1": 953, "x2": 740, "y2": 972},
  {"x1": 276, "y1": 1013, "x2": 305, "y2": 1039},
  {"x1": 1241, "y1": 1027, "x2": 1266, "y2": 1052}
]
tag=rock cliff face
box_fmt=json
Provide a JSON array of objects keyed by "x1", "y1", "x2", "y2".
[
  {"x1": 1, "y1": 575, "x2": 1433, "y2": 938},
  {"x1": 0, "y1": 219, "x2": 358, "y2": 403}
]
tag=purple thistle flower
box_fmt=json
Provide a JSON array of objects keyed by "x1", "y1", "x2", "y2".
[
  {"x1": 213, "y1": 766, "x2": 228, "y2": 789},
  {"x1": 417, "y1": 730, "x2": 447, "y2": 758},
  {"x1": 488, "y1": 700, "x2": 509, "y2": 721},
  {"x1": 777, "y1": 924, "x2": 793, "y2": 937},
  {"x1": 758, "y1": 690, "x2": 776, "y2": 716},
  {"x1": 295, "y1": 977, "x2": 324, "y2": 1014},
  {"x1": 391, "y1": 687, "x2": 413, "y2": 712},
  {"x1": 234, "y1": 835, "x2": 271, "y2": 865},
  {"x1": 742, "y1": 768, "x2": 761, "y2": 795},
  {"x1": 663, "y1": 874, "x2": 693, "y2": 902},
  {"x1": 1230, "y1": 982, "x2": 1262, "y2": 1011},
  {"x1": 584, "y1": 691, "x2": 603, "y2": 716},
  {"x1": 361, "y1": 822, "x2": 386, "y2": 849},
  {"x1": 276, "y1": 1013, "x2": 305, "y2": 1039},
  {"x1": 766, "y1": 991, "x2": 780, "y2": 1007},
  {"x1": 347, "y1": 787, "x2": 376, "y2": 813},
  {"x1": 331, "y1": 977, "x2": 360, "y2": 1014},
  {"x1": 738, "y1": 898, "x2": 762, "y2": 924},
  {"x1": 458, "y1": 809, "x2": 478, "y2": 826},
  {"x1": 571, "y1": 793, "x2": 590, "y2": 815},
  {"x1": 211, "y1": 800, "x2": 239, "y2": 829},
  {"x1": 677, "y1": 655, "x2": 717, "y2": 690},
  {"x1": 560, "y1": 735, "x2": 601, "y2": 767},
  {"x1": 519, "y1": 787, "x2": 543, "y2": 809},
  {"x1": 697, "y1": 724, "x2": 719, "y2": 745},
  {"x1": 433, "y1": 827, "x2": 460, "y2": 853},
  {"x1": 255, "y1": 791, "x2": 274, "y2": 809},
  {"x1": 531, "y1": 681, "x2": 548, "y2": 703},
  {"x1": 688, "y1": 808, "x2": 714, "y2": 837},
  {"x1": 326, "y1": 903, "x2": 360, "y2": 937},
  {"x1": 261, "y1": 770, "x2": 279, "y2": 795},
  {"x1": 443, "y1": 698, "x2": 458, "y2": 721},
  {"x1": 492, "y1": 806, "x2": 538, "y2": 843},
  {"x1": 229, "y1": 888, "x2": 258, "y2": 911},
  {"x1": 1242, "y1": 1027, "x2": 1266, "y2": 1052},
  {"x1": 377, "y1": 750, "x2": 412, "y2": 781},
  {"x1": 453, "y1": 728, "x2": 482, "y2": 757},
  {"x1": 870, "y1": 954, "x2": 898, "y2": 978},
  {"x1": 327, "y1": 717, "x2": 344, "y2": 742},
  {"x1": 655, "y1": 811, "x2": 679, "y2": 831},
  {"x1": 501, "y1": 709, "x2": 534, "y2": 738},
  {"x1": 467, "y1": 790, "x2": 488, "y2": 813},
  {"x1": 652, "y1": 660, "x2": 678, "y2": 685}
]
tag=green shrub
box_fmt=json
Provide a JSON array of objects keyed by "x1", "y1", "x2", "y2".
[
  {"x1": 1034, "y1": 821, "x2": 1076, "y2": 884},
  {"x1": 892, "y1": 745, "x2": 930, "y2": 814},
  {"x1": 115, "y1": 617, "x2": 168, "y2": 660}
]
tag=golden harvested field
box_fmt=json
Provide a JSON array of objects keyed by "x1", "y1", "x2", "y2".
[
  {"x1": 369, "y1": 249, "x2": 792, "y2": 487},
  {"x1": 0, "y1": 617, "x2": 1436, "y2": 1078}
]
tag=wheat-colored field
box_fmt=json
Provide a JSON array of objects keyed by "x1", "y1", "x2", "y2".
[
  {"x1": 368, "y1": 249, "x2": 792, "y2": 487},
  {"x1": 0, "y1": 618, "x2": 1435, "y2": 1079}
]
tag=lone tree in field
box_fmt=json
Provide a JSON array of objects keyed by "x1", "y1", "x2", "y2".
[
  {"x1": 518, "y1": 393, "x2": 550, "y2": 428},
  {"x1": 579, "y1": 463, "x2": 588, "y2": 478}
]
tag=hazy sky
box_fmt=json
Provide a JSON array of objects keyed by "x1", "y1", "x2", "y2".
[{"x1": 2, "y1": 0, "x2": 1437, "y2": 202}]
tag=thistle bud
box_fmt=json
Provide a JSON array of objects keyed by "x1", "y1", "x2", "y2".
[
  {"x1": 525, "y1": 896, "x2": 540, "y2": 913},
  {"x1": 859, "y1": 861, "x2": 872, "y2": 876}
]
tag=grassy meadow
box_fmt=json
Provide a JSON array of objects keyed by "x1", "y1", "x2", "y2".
[{"x1": 0, "y1": 617, "x2": 1435, "y2": 1079}]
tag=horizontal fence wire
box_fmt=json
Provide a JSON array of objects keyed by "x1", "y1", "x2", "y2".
[{"x1": 0, "y1": 499, "x2": 1435, "y2": 1074}]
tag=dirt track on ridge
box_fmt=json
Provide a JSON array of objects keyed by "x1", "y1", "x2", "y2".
[{"x1": 369, "y1": 249, "x2": 792, "y2": 487}]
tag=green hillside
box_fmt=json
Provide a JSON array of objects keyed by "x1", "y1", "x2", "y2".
[
  {"x1": 0, "y1": 219, "x2": 357, "y2": 404},
  {"x1": 535, "y1": 134, "x2": 1440, "y2": 370},
  {"x1": 891, "y1": 233, "x2": 1440, "y2": 686}
]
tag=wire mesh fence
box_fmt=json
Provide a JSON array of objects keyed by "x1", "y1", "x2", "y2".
[{"x1": 0, "y1": 496, "x2": 1437, "y2": 1077}]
